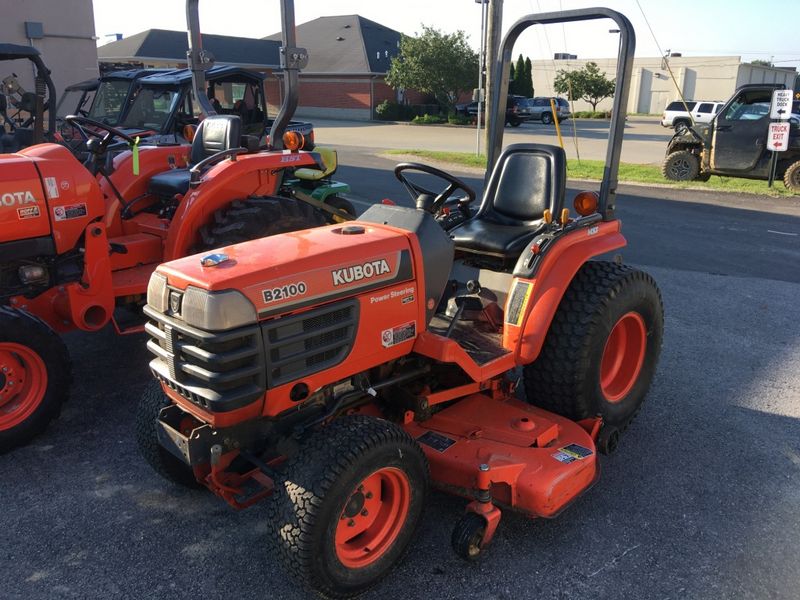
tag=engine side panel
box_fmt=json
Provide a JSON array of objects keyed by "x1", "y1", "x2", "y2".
[
  {"x1": 19, "y1": 144, "x2": 104, "y2": 254},
  {"x1": 0, "y1": 156, "x2": 49, "y2": 242}
]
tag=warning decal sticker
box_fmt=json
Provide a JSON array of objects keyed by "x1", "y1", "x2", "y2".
[
  {"x1": 53, "y1": 203, "x2": 88, "y2": 222},
  {"x1": 417, "y1": 431, "x2": 456, "y2": 453},
  {"x1": 44, "y1": 177, "x2": 59, "y2": 199},
  {"x1": 506, "y1": 280, "x2": 533, "y2": 326},
  {"x1": 381, "y1": 321, "x2": 416, "y2": 348},
  {"x1": 552, "y1": 443, "x2": 593, "y2": 464}
]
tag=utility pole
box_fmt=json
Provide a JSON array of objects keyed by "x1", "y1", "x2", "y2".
[{"x1": 483, "y1": 0, "x2": 503, "y2": 155}]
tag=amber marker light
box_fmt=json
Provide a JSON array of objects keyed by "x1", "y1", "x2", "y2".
[
  {"x1": 573, "y1": 191, "x2": 599, "y2": 216},
  {"x1": 283, "y1": 131, "x2": 305, "y2": 151},
  {"x1": 182, "y1": 124, "x2": 197, "y2": 142}
]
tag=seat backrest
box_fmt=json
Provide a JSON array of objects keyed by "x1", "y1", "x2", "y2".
[
  {"x1": 190, "y1": 115, "x2": 241, "y2": 165},
  {"x1": 294, "y1": 146, "x2": 337, "y2": 181},
  {"x1": 478, "y1": 143, "x2": 566, "y2": 225}
]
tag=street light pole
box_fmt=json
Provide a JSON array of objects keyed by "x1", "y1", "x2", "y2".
[{"x1": 476, "y1": 0, "x2": 489, "y2": 156}]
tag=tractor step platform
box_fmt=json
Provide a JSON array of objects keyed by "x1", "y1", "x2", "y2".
[
  {"x1": 403, "y1": 394, "x2": 600, "y2": 518},
  {"x1": 428, "y1": 315, "x2": 509, "y2": 365},
  {"x1": 108, "y1": 233, "x2": 163, "y2": 271}
]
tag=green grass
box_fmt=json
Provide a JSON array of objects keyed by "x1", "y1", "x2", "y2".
[{"x1": 385, "y1": 150, "x2": 795, "y2": 197}]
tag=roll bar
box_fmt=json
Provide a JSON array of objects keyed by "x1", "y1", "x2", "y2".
[
  {"x1": 486, "y1": 8, "x2": 635, "y2": 220},
  {"x1": 268, "y1": 0, "x2": 308, "y2": 150},
  {"x1": 185, "y1": 0, "x2": 217, "y2": 117},
  {"x1": 185, "y1": 0, "x2": 307, "y2": 151}
]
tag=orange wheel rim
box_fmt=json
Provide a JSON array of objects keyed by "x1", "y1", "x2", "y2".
[
  {"x1": 334, "y1": 466, "x2": 411, "y2": 568},
  {"x1": 600, "y1": 312, "x2": 647, "y2": 403},
  {"x1": 0, "y1": 343, "x2": 48, "y2": 430}
]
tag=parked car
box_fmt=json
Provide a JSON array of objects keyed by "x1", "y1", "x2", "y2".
[
  {"x1": 455, "y1": 96, "x2": 531, "y2": 127},
  {"x1": 523, "y1": 97, "x2": 571, "y2": 124},
  {"x1": 660, "y1": 100, "x2": 724, "y2": 129},
  {"x1": 506, "y1": 94, "x2": 530, "y2": 126}
]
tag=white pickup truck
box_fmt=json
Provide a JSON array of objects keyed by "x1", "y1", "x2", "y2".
[{"x1": 661, "y1": 100, "x2": 724, "y2": 128}]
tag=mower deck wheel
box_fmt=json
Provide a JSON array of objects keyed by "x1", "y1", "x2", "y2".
[
  {"x1": 451, "y1": 511, "x2": 488, "y2": 561},
  {"x1": 266, "y1": 415, "x2": 429, "y2": 599},
  {"x1": 523, "y1": 261, "x2": 664, "y2": 431},
  {"x1": 135, "y1": 381, "x2": 202, "y2": 489},
  {"x1": 0, "y1": 307, "x2": 71, "y2": 453}
]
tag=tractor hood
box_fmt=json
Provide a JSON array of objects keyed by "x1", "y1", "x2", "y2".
[{"x1": 155, "y1": 222, "x2": 415, "y2": 319}]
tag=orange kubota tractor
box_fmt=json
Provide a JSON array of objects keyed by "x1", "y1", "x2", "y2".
[
  {"x1": 138, "y1": 8, "x2": 663, "y2": 598},
  {"x1": 0, "y1": 0, "x2": 344, "y2": 452}
]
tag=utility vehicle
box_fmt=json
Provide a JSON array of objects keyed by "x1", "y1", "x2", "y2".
[{"x1": 662, "y1": 84, "x2": 800, "y2": 191}]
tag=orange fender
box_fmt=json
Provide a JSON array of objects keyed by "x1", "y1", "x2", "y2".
[{"x1": 506, "y1": 221, "x2": 627, "y2": 365}]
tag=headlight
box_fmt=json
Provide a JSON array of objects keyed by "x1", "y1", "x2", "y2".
[
  {"x1": 147, "y1": 271, "x2": 168, "y2": 313},
  {"x1": 181, "y1": 286, "x2": 257, "y2": 331}
]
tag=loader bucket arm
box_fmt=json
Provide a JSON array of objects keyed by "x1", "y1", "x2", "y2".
[{"x1": 486, "y1": 8, "x2": 635, "y2": 220}]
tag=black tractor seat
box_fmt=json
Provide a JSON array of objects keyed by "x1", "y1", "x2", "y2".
[
  {"x1": 148, "y1": 115, "x2": 242, "y2": 199},
  {"x1": 449, "y1": 143, "x2": 566, "y2": 269}
]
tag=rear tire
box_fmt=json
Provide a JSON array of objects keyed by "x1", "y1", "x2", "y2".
[
  {"x1": 0, "y1": 307, "x2": 71, "y2": 453},
  {"x1": 135, "y1": 381, "x2": 202, "y2": 489},
  {"x1": 783, "y1": 160, "x2": 800, "y2": 194},
  {"x1": 662, "y1": 150, "x2": 700, "y2": 181},
  {"x1": 541, "y1": 112, "x2": 553, "y2": 125},
  {"x1": 197, "y1": 196, "x2": 327, "y2": 251},
  {"x1": 523, "y1": 261, "x2": 664, "y2": 430},
  {"x1": 266, "y1": 415, "x2": 428, "y2": 598}
]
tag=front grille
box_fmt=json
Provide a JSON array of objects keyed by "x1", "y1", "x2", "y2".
[
  {"x1": 262, "y1": 300, "x2": 357, "y2": 388},
  {"x1": 144, "y1": 306, "x2": 265, "y2": 412}
]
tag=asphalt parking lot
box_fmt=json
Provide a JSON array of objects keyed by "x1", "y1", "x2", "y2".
[{"x1": 2, "y1": 124, "x2": 799, "y2": 599}]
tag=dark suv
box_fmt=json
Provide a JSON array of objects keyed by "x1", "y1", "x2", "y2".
[{"x1": 506, "y1": 95, "x2": 530, "y2": 127}]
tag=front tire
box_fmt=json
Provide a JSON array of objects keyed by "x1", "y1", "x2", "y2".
[
  {"x1": 523, "y1": 261, "x2": 664, "y2": 430},
  {"x1": 267, "y1": 416, "x2": 428, "y2": 598},
  {"x1": 0, "y1": 307, "x2": 71, "y2": 453},
  {"x1": 662, "y1": 150, "x2": 700, "y2": 181},
  {"x1": 541, "y1": 112, "x2": 553, "y2": 125},
  {"x1": 783, "y1": 160, "x2": 800, "y2": 193}
]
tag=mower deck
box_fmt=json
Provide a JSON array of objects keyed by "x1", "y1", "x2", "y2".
[{"x1": 404, "y1": 393, "x2": 600, "y2": 519}]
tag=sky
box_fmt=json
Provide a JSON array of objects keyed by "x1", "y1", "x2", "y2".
[{"x1": 91, "y1": 0, "x2": 800, "y2": 70}]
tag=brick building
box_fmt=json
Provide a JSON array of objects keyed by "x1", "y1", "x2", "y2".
[
  {"x1": 97, "y1": 15, "x2": 414, "y2": 121},
  {"x1": 264, "y1": 15, "x2": 419, "y2": 120}
]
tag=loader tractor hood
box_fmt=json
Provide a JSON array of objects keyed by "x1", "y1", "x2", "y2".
[
  {"x1": 148, "y1": 206, "x2": 454, "y2": 331},
  {"x1": 0, "y1": 144, "x2": 103, "y2": 253}
]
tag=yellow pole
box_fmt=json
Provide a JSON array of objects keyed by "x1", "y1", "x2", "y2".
[{"x1": 550, "y1": 98, "x2": 564, "y2": 149}]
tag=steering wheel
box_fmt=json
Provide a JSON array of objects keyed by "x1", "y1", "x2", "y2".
[
  {"x1": 64, "y1": 114, "x2": 137, "y2": 152},
  {"x1": 393, "y1": 162, "x2": 476, "y2": 214}
]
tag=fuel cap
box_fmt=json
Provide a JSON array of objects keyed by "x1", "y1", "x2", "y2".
[{"x1": 340, "y1": 225, "x2": 365, "y2": 235}]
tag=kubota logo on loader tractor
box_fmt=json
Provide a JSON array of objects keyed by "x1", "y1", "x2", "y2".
[
  {"x1": 1, "y1": 191, "x2": 37, "y2": 207},
  {"x1": 332, "y1": 259, "x2": 391, "y2": 286}
]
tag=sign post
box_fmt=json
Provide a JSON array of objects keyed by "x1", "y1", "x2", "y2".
[{"x1": 767, "y1": 90, "x2": 793, "y2": 187}]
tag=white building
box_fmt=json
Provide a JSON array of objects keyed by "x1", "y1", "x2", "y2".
[{"x1": 532, "y1": 55, "x2": 797, "y2": 114}]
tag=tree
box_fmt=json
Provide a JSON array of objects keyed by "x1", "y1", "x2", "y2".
[
  {"x1": 509, "y1": 62, "x2": 517, "y2": 94},
  {"x1": 524, "y1": 57, "x2": 533, "y2": 98},
  {"x1": 750, "y1": 59, "x2": 773, "y2": 67},
  {"x1": 554, "y1": 61, "x2": 615, "y2": 111},
  {"x1": 386, "y1": 26, "x2": 478, "y2": 112},
  {"x1": 515, "y1": 54, "x2": 526, "y2": 95}
]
